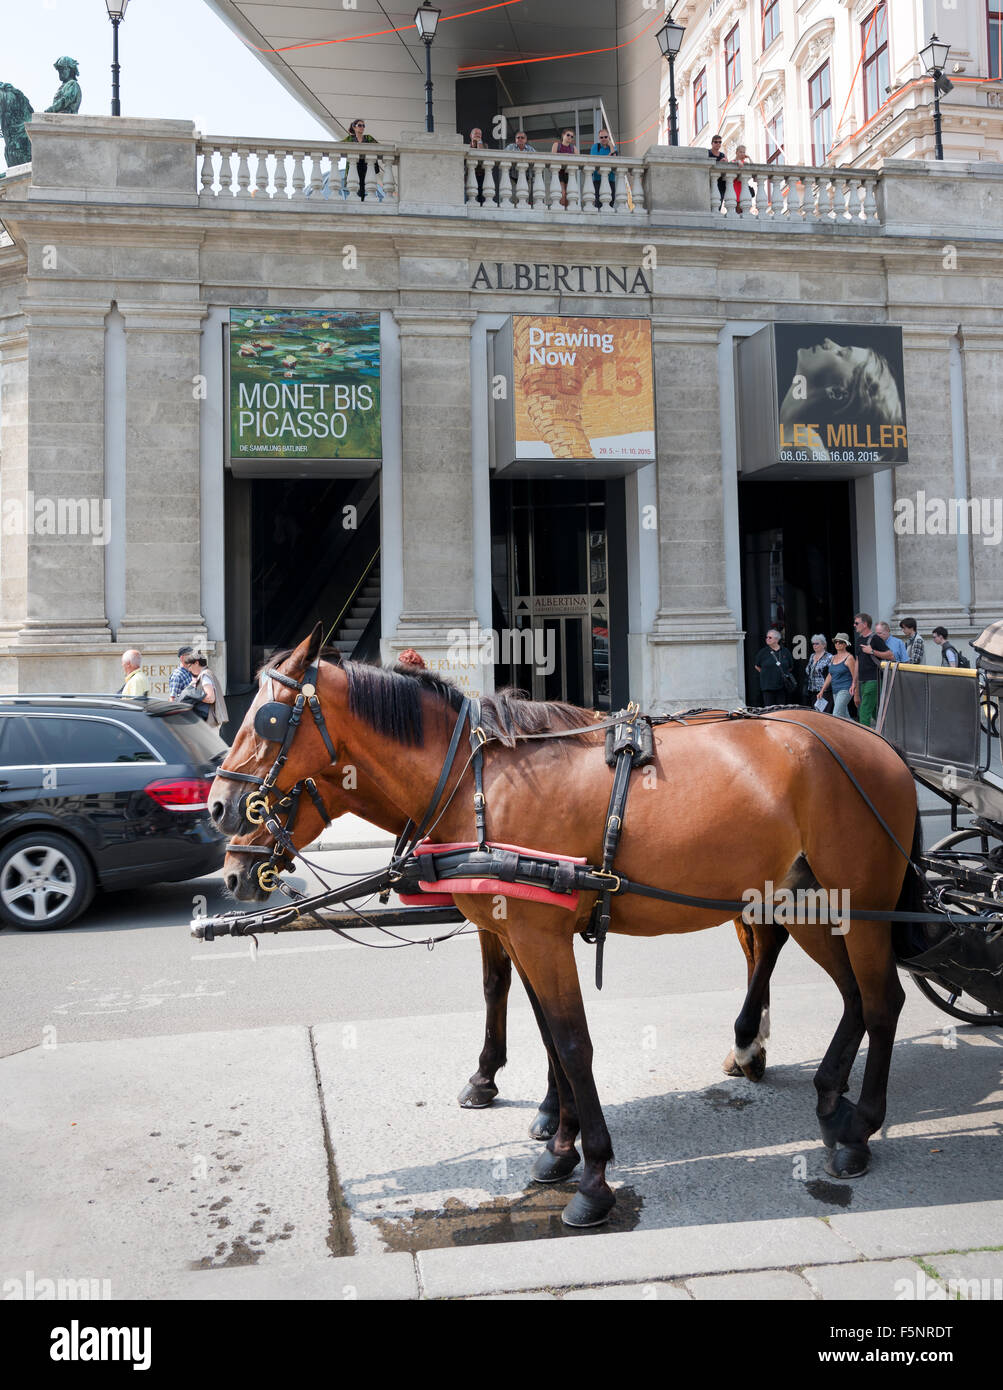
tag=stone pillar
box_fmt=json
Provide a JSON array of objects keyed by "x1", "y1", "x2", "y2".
[
  {"x1": 389, "y1": 310, "x2": 482, "y2": 694},
  {"x1": 10, "y1": 300, "x2": 112, "y2": 655},
  {"x1": 646, "y1": 321, "x2": 743, "y2": 710},
  {"x1": 961, "y1": 327, "x2": 1003, "y2": 634},
  {"x1": 116, "y1": 304, "x2": 207, "y2": 653},
  {"x1": 892, "y1": 326, "x2": 968, "y2": 635},
  {"x1": 0, "y1": 321, "x2": 29, "y2": 669}
]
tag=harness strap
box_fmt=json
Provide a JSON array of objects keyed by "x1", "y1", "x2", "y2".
[{"x1": 394, "y1": 695, "x2": 472, "y2": 861}]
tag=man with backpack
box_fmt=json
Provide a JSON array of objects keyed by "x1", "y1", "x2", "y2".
[{"x1": 932, "y1": 626, "x2": 970, "y2": 668}]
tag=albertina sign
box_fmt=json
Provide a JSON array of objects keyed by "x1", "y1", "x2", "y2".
[{"x1": 228, "y1": 309, "x2": 381, "y2": 474}]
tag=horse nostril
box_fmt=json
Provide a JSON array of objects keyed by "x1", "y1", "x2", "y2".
[
  {"x1": 210, "y1": 801, "x2": 224, "y2": 824},
  {"x1": 224, "y1": 872, "x2": 239, "y2": 893}
]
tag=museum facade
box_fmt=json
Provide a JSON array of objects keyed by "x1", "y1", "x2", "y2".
[{"x1": 0, "y1": 115, "x2": 1001, "y2": 722}]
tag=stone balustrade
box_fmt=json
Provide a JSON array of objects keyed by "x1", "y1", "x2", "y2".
[
  {"x1": 463, "y1": 151, "x2": 646, "y2": 214},
  {"x1": 710, "y1": 161, "x2": 881, "y2": 225},
  {"x1": 197, "y1": 137, "x2": 398, "y2": 204}
]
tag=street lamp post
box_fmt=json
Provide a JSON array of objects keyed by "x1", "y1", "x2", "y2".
[
  {"x1": 105, "y1": 0, "x2": 130, "y2": 117},
  {"x1": 414, "y1": 2, "x2": 441, "y2": 134},
  {"x1": 919, "y1": 33, "x2": 952, "y2": 161},
  {"x1": 655, "y1": 17, "x2": 686, "y2": 146}
]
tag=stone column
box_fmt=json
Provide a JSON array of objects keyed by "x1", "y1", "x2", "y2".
[
  {"x1": 0, "y1": 320, "x2": 29, "y2": 669},
  {"x1": 646, "y1": 321, "x2": 743, "y2": 710},
  {"x1": 892, "y1": 326, "x2": 968, "y2": 635},
  {"x1": 116, "y1": 304, "x2": 208, "y2": 654},
  {"x1": 9, "y1": 301, "x2": 112, "y2": 661},
  {"x1": 961, "y1": 327, "x2": 1003, "y2": 634},
  {"x1": 389, "y1": 310, "x2": 482, "y2": 694}
]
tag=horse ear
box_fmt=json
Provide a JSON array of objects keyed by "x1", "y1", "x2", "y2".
[{"x1": 289, "y1": 623, "x2": 324, "y2": 674}]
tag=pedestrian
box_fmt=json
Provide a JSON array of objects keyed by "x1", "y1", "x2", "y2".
[
  {"x1": 851, "y1": 612, "x2": 890, "y2": 727},
  {"x1": 467, "y1": 127, "x2": 496, "y2": 205},
  {"x1": 708, "y1": 132, "x2": 726, "y2": 204},
  {"x1": 732, "y1": 143, "x2": 755, "y2": 212},
  {"x1": 875, "y1": 620, "x2": 907, "y2": 664},
  {"x1": 900, "y1": 617, "x2": 925, "y2": 665},
  {"x1": 932, "y1": 626, "x2": 968, "y2": 667},
  {"x1": 504, "y1": 130, "x2": 537, "y2": 200},
  {"x1": 753, "y1": 627, "x2": 795, "y2": 705},
  {"x1": 590, "y1": 127, "x2": 618, "y2": 207},
  {"x1": 188, "y1": 654, "x2": 229, "y2": 728},
  {"x1": 396, "y1": 648, "x2": 426, "y2": 670},
  {"x1": 169, "y1": 646, "x2": 195, "y2": 700},
  {"x1": 819, "y1": 633, "x2": 856, "y2": 720},
  {"x1": 551, "y1": 127, "x2": 577, "y2": 207},
  {"x1": 340, "y1": 117, "x2": 384, "y2": 202},
  {"x1": 805, "y1": 634, "x2": 833, "y2": 711},
  {"x1": 119, "y1": 648, "x2": 149, "y2": 697}
]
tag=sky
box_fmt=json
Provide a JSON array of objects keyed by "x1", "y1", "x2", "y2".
[{"x1": 0, "y1": 0, "x2": 330, "y2": 171}]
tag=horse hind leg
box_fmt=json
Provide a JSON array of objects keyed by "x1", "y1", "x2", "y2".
[{"x1": 723, "y1": 918, "x2": 789, "y2": 1081}]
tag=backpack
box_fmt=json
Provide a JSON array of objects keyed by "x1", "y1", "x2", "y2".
[{"x1": 945, "y1": 643, "x2": 970, "y2": 669}]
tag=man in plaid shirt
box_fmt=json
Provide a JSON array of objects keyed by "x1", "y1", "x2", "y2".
[
  {"x1": 900, "y1": 618, "x2": 925, "y2": 665},
  {"x1": 169, "y1": 646, "x2": 195, "y2": 699}
]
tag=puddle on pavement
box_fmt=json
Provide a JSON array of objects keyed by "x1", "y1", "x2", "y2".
[
  {"x1": 373, "y1": 1185, "x2": 643, "y2": 1251},
  {"x1": 804, "y1": 1177, "x2": 853, "y2": 1207},
  {"x1": 702, "y1": 1086, "x2": 756, "y2": 1111}
]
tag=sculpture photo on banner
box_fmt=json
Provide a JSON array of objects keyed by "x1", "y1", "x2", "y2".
[
  {"x1": 775, "y1": 322, "x2": 908, "y2": 467},
  {"x1": 505, "y1": 315, "x2": 655, "y2": 466},
  {"x1": 228, "y1": 308, "x2": 381, "y2": 462}
]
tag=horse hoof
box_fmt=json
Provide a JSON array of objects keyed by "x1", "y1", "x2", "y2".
[
  {"x1": 739, "y1": 1047, "x2": 766, "y2": 1083},
  {"x1": 721, "y1": 1050, "x2": 743, "y2": 1078},
  {"x1": 528, "y1": 1109, "x2": 559, "y2": 1141},
  {"x1": 531, "y1": 1146, "x2": 581, "y2": 1183},
  {"x1": 561, "y1": 1189, "x2": 616, "y2": 1228},
  {"x1": 817, "y1": 1095, "x2": 856, "y2": 1149},
  {"x1": 458, "y1": 1080, "x2": 497, "y2": 1109},
  {"x1": 823, "y1": 1144, "x2": 870, "y2": 1180}
]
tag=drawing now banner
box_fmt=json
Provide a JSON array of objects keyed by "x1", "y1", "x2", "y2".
[
  {"x1": 228, "y1": 309, "x2": 381, "y2": 463},
  {"x1": 494, "y1": 316, "x2": 655, "y2": 476}
]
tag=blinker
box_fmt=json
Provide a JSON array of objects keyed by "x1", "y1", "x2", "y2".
[{"x1": 254, "y1": 701, "x2": 292, "y2": 743}]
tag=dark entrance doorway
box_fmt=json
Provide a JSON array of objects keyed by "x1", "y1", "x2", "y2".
[
  {"x1": 739, "y1": 479, "x2": 856, "y2": 701},
  {"x1": 490, "y1": 478, "x2": 628, "y2": 711},
  {"x1": 223, "y1": 474, "x2": 380, "y2": 734}
]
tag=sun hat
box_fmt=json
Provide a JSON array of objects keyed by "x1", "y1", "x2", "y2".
[{"x1": 833, "y1": 632, "x2": 851, "y2": 645}]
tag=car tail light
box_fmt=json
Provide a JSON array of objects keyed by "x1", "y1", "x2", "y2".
[{"x1": 144, "y1": 778, "x2": 213, "y2": 811}]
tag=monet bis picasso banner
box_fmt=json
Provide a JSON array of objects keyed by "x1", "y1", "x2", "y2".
[
  {"x1": 738, "y1": 322, "x2": 908, "y2": 479},
  {"x1": 493, "y1": 315, "x2": 655, "y2": 477},
  {"x1": 229, "y1": 309, "x2": 381, "y2": 468}
]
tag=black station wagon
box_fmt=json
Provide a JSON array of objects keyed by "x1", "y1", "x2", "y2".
[{"x1": 0, "y1": 696, "x2": 228, "y2": 929}]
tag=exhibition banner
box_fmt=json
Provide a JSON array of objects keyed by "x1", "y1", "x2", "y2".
[
  {"x1": 229, "y1": 309, "x2": 381, "y2": 462},
  {"x1": 774, "y1": 323, "x2": 908, "y2": 466},
  {"x1": 502, "y1": 315, "x2": 654, "y2": 467}
]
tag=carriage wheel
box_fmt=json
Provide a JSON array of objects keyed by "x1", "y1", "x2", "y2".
[{"x1": 909, "y1": 827, "x2": 1003, "y2": 1025}]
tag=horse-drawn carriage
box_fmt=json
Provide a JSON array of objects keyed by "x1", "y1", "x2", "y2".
[
  {"x1": 191, "y1": 621, "x2": 1003, "y2": 1225},
  {"x1": 881, "y1": 621, "x2": 1003, "y2": 1025}
]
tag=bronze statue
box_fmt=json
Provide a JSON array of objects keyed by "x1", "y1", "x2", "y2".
[
  {"x1": 45, "y1": 56, "x2": 82, "y2": 114},
  {"x1": 0, "y1": 82, "x2": 33, "y2": 168}
]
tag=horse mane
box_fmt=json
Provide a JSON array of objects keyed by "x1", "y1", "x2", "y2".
[{"x1": 341, "y1": 660, "x2": 596, "y2": 748}]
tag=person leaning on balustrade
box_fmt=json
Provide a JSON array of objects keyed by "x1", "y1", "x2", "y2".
[
  {"x1": 503, "y1": 130, "x2": 537, "y2": 201},
  {"x1": 590, "y1": 128, "x2": 618, "y2": 207},
  {"x1": 340, "y1": 117, "x2": 384, "y2": 202},
  {"x1": 467, "y1": 126, "x2": 498, "y2": 205}
]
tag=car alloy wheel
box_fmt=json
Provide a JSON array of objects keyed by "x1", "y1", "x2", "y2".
[{"x1": 0, "y1": 833, "x2": 95, "y2": 929}]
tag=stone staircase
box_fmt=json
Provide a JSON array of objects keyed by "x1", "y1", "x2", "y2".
[{"x1": 334, "y1": 559, "x2": 380, "y2": 657}]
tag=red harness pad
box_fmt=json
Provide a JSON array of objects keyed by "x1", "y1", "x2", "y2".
[{"x1": 398, "y1": 840, "x2": 586, "y2": 912}]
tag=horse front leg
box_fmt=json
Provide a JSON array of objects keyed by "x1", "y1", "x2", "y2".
[
  {"x1": 507, "y1": 923, "x2": 616, "y2": 1228},
  {"x1": 458, "y1": 928, "x2": 511, "y2": 1108}
]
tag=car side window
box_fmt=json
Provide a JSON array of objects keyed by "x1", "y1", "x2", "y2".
[
  {"x1": 27, "y1": 717, "x2": 157, "y2": 765},
  {"x1": 0, "y1": 716, "x2": 46, "y2": 766}
]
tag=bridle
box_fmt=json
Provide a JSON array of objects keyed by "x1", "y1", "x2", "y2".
[{"x1": 216, "y1": 662, "x2": 339, "y2": 890}]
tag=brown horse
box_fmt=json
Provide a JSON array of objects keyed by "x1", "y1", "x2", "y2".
[{"x1": 210, "y1": 626, "x2": 919, "y2": 1227}]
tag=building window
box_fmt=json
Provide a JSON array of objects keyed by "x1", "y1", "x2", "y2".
[
  {"x1": 808, "y1": 61, "x2": 832, "y2": 163},
  {"x1": 725, "y1": 23, "x2": 742, "y2": 95},
  {"x1": 694, "y1": 67, "x2": 708, "y2": 133},
  {"x1": 991, "y1": 8, "x2": 1003, "y2": 79},
  {"x1": 762, "y1": 0, "x2": 781, "y2": 51},
  {"x1": 862, "y1": 4, "x2": 890, "y2": 121},
  {"x1": 766, "y1": 111, "x2": 784, "y2": 164}
]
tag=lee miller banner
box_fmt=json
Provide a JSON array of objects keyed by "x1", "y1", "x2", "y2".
[
  {"x1": 228, "y1": 309, "x2": 381, "y2": 471},
  {"x1": 493, "y1": 315, "x2": 655, "y2": 477},
  {"x1": 737, "y1": 322, "x2": 908, "y2": 480}
]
